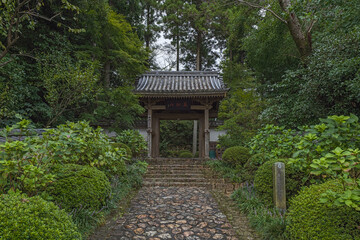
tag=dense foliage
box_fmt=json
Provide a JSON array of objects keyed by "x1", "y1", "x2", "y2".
[
  {"x1": 48, "y1": 164, "x2": 111, "y2": 211},
  {"x1": 222, "y1": 146, "x2": 251, "y2": 167},
  {"x1": 0, "y1": 191, "x2": 82, "y2": 240},
  {"x1": 287, "y1": 180, "x2": 360, "y2": 239},
  {"x1": 0, "y1": 120, "x2": 148, "y2": 238},
  {"x1": 0, "y1": 0, "x2": 148, "y2": 128},
  {"x1": 243, "y1": 153, "x2": 266, "y2": 182},
  {"x1": 116, "y1": 129, "x2": 147, "y2": 158},
  {"x1": 248, "y1": 124, "x2": 300, "y2": 160}
]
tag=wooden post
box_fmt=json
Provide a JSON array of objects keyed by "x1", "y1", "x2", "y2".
[
  {"x1": 147, "y1": 108, "x2": 152, "y2": 158},
  {"x1": 152, "y1": 116, "x2": 160, "y2": 157},
  {"x1": 192, "y1": 120, "x2": 198, "y2": 156},
  {"x1": 204, "y1": 107, "x2": 210, "y2": 159},
  {"x1": 198, "y1": 117, "x2": 204, "y2": 158},
  {"x1": 273, "y1": 162, "x2": 286, "y2": 211}
]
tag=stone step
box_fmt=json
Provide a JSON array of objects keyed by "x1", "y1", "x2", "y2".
[
  {"x1": 146, "y1": 171, "x2": 204, "y2": 174},
  {"x1": 142, "y1": 181, "x2": 211, "y2": 187},
  {"x1": 148, "y1": 166, "x2": 203, "y2": 171},
  {"x1": 145, "y1": 173, "x2": 205, "y2": 178},
  {"x1": 147, "y1": 159, "x2": 205, "y2": 165},
  {"x1": 144, "y1": 177, "x2": 207, "y2": 183},
  {"x1": 148, "y1": 164, "x2": 205, "y2": 167}
]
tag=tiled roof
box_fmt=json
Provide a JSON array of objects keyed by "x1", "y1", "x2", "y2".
[{"x1": 134, "y1": 71, "x2": 228, "y2": 96}]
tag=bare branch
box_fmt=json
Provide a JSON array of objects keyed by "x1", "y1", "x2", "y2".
[
  {"x1": 237, "y1": 0, "x2": 288, "y2": 24},
  {"x1": 306, "y1": 19, "x2": 316, "y2": 34},
  {"x1": 19, "y1": 11, "x2": 62, "y2": 22},
  {"x1": 0, "y1": 58, "x2": 14, "y2": 67}
]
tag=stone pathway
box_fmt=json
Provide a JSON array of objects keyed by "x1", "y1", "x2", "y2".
[
  {"x1": 90, "y1": 158, "x2": 259, "y2": 240},
  {"x1": 107, "y1": 187, "x2": 237, "y2": 240}
]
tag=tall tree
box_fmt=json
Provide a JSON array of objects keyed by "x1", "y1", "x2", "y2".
[
  {"x1": 162, "y1": 0, "x2": 187, "y2": 71},
  {"x1": 236, "y1": 0, "x2": 315, "y2": 59},
  {"x1": 0, "y1": 0, "x2": 80, "y2": 66}
]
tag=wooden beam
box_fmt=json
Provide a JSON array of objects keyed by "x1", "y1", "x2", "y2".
[
  {"x1": 149, "y1": 105, "x2": 213, "y2": 110},
  {"x1": 155, "y1": 113, "x2": 203, "y2": 120}
]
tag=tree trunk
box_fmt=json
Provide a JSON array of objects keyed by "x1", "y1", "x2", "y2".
[
  {"x1": 145, "y1": 4, "x2": 151, "y2": 50},
  {"x1": 279, "y1": 0, "x2": 312, "y2": 59},
  {"x1": 104, "y1": 61, "x2": 111, "y2": 88},
  {"x1": 176, "y1": 25, "x2": 180, "y2": 71},
  {"x1": 196, "y1": 30, "x2": 202, "y2": 71}
]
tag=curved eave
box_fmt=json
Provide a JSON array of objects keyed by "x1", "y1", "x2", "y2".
[{"x1": 134, "y1": 90, "x2": 229, "y2": 99}]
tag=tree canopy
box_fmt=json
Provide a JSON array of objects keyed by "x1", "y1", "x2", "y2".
[{"x1": 1, "y1": 0, "x2": 360, "y2": 131}]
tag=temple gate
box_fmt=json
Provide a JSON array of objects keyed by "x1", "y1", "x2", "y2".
[{"x1": 134, "y1": 71, "x2": 228, "y2": 159}]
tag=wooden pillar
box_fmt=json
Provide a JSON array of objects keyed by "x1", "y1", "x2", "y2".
[
  {"x1": 204, "y1": 107, "x2": 210, "y2": 159},
  {"x1": 192, "y1": 120, "x2": 198, "y2": 156},
  {"x1": 147, "y1": 108, "x2": 152, "y2": 158},
  {"x1": 198, "y1": 117, "x2": 204, "y2": 158},
  {"x1": 152, "y1": 116, "x2": 160, "y2": 157}
]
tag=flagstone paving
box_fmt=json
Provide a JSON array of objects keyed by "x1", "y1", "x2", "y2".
[{"x1": 106, "y1": 187, "x2": 238, "y2": 240}]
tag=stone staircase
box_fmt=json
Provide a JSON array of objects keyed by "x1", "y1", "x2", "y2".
[{"x1": 143, "y1": 158, "x2": 210, "y2": 187}]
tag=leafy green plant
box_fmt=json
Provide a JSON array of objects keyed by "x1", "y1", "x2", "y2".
[
  {"x1": 111, "y1": 142, "x2": 132, "y2": 160},
  {"x1": 41, "y1": 121, "x2": 127, "y2": 177},
  {"x1": 222, "y1": 146, "x2": 251, "y2": 167},
  {"x1": 116, "y1": 129, "x2": 147, "y2": 158},
  {"x1": 0, "y1": 120, "x2": 55, "y2": 196},
  {"x1": 0, "y1": 191, "x2": 81, "y2": 240},
  {"x1": 290, "y1": 114, "x2": 360, "y2": 183},
  {"x1": 249, "y1": 124, "x2": 300, "y2": 160},
  {"x1": 310, "y1": 147, "x2": 360, "y2": 211},
  {"x1": 254, "y1": 158, "x2": 304, "y2": 204},
  {"x1": 286, "y1": 180, "x2": 360, "y2": 239},
  {"x1": 47, "y1": 164, "x2": 111, "y2": 211}
]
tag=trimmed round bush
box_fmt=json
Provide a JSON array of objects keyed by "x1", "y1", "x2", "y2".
[
  {"x1": 287, "y1": 180, "x2": 360, "y2": 239},
  {"x1": 112, "y1": 142, "x2": 132, "y2": 159},
  {"x1": 179, "y1": 150, "x2": 193, "y2": 158},
  {"x1": 243, "y1": 153, "x2": 267, "y2": 182},
  {"x1": 0, "y1": 192, "x2": 81, "y2": 239},
  {"x1": 222, "y1": 146, "x2": 251, "y2": 166},
  {"x1": 48, "y1": 164, "x2": 111, "y2": 211},
  {"x1": 254, "y1": 158, "x2": 303, "y2": 203}
]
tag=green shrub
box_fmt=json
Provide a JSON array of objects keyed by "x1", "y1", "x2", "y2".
[
  {"x1": 287, "y1": 180, "x2": 360, "y2": 240},
  {"x1": 254, "y1": 158, "x2": 304, "y2": 204},
  {"x1": 112, "y1": 142, "x2": 132, "y2": 159},
  {"x1": 290, "y1": 114, "x2": 360, "y2": 183},
  {"x1": 116, "y1": 129, "x2": 147, "y2": 157},
  {"x1": 222, "y1": 146, "x2": 251, "y2": 166},
  {"x1": 0, "y1": 192, "x2": 81, "y2": 240},
  {"x1": 41, "y1": 121, "x2": 127, "y2": 177},
  {"x1": 47, "y1": 164, "x2": 111, "y2": 211},
  {"x1": 249, "y1": 124, "x2": 300, "y2": 160},
  {"x1": 243, "y1": 153, "x2": 267, "y2": 182},
  {"x1": 178, "y1": 150, "x2": 193, "y2": 158}
]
